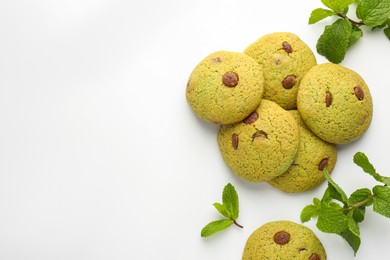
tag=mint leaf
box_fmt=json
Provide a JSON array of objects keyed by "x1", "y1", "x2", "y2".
[
  {"x1": 373, "y1": 185, "x2": 390, "y2": 218},
  {"x1": 353, "y1": 152, "x2": 390, "y2": 185},
  {"x1": 341, "y1": 228, "x2": 361, "y2": 255},
  {"x1": 201, "y1": 183, "x2": 242, "y2": 238},
  {"x1": 340, "y1": 6, "x2": 350, "y2": 15},
  {"x1": 301, "y1": 198, "x2": 321, "y2": 222},
  {"x1": 317, "y1": 18, "x2": 353, "y2": 63},
  {"x1": 384, "y1": 26, "x2": 390, "y2": 40},
  {"x1": 213, "y1": 203, "x2": 231, "y2": 219},
  {"x1": 356, "y1": 0, "x2": 390, "y2": 27},
  {"x1": 317, "y1": 201, "x2": 349, "y2": 234},
  {"x1": 323, "y1": 168, "x2": 349, "y2": 206},
  {"x1": 201, "y1": 219, "x2": 234, "y2": 237},
  {"x1": 348, "y1": 26, "x2": 363, "y2": 47},
  {"x1": 222, "y1": 183, "x2": 239, "y2": 220},
  {"x1": 321, "y1": 187, "x2": 333, "y2": 203},
  {"x1": 349, "y1": 188, "x2": 373, "y2": 206},
  {"x1": 321, "y1": 0, "x2": 356, "y2": 13},
  {"x1": 302, "y1": 152, "x2": 390, "y2": 254},
  {"x1": 348, "y1": 188, "x2": 373, "y2": 222},
  {"x1": 353, "y1": 151, "x2": 377, "y2": 175},
  {"x1": 346, "y1": 211, "x2": 360, "y2": 237},
  {"x1": 309, "y1": 8, "x2": 335, "y2": 24},
  {"x1": 352, "y1": 206, "x2": 366, "y2": 223}
]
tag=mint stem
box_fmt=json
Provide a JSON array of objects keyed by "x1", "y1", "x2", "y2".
[
  {"x1": 343, "y1": 194, "x2": 375, "y2": 211},
  {"x1": 336, "y1": 13, "x2": 365, "y2": 27},
  {"x1": 233, "y1": 220, "x2": 243, "y2": 228}
]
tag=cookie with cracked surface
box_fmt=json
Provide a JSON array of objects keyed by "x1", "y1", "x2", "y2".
[
  {"x1": 218, "y1": 99, "x2": 299, "y2": 182},
  {"x1": 186, "y1": 51, "x2": 264, "y2": 124},
  {"x1": 244, "y1": 32, "x2": 317, "y2": 110},
  {"x1": 242, "y1": 220, "x2": 326, "y2": 260},
  {"x1": 297, "y1": 63, "x2": 373, "y2": 144},
  {"x1": 268, "y1": 110, "x2": 337, "y2": 193}
]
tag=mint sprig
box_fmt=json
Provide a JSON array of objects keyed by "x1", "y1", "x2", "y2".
[
  {"x1": 301, "y1": 152, "x2": 390, "y2": 255},
  {"x1": 309, "y1": 0, "x2": 390, "y2": 63},
  {"x1": 201, "y1": 183, "x2": 243, "y2": 237}
]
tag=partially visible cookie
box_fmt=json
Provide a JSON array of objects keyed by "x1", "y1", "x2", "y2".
[
  {"x1": 186, "y1": 51, "x2": 264, "y2": 124},
  {"x1": 244, "y1": 32, "x2": 317, "y2": 110},
  {"x1": 218, "y1": 99, "x2": 299, "y2": 182},
  {"x1": 297, "y1": 63, "x2": 373, "y2": 144},
  {"x1": 268, "y1": 110, "x2": 337, "y2": 193},
  {"x1": 242, "y1": 220, "x2": 326, "y2": 260}
]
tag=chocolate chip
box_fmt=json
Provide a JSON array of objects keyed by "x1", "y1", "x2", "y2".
[
  {"x1": 252, "y1": 130, "x2": 268, "y2": 141},
  {"x1": 222, "y1": 72, "x2": 239, "y2": 87},
  {"x1": 318, "y1": 158, "x2": 329, "y2": 171},
  {"x1": 309, "y1": 253, "x2": 321, "y2": 260},
  {"x1": 273, "y1": 231, "x2": 290, "y2": 245},
  {"x1": 282, "y1": 75, "x2": 296, "y2": 89},
  {"x1": 354, "y1": 86, "x2": 364, "y2": 100},
  {"x1": 282, "y1": 41, "x2": 293, "y2": 53},
  {"x1": 232, "y1": 134, "x2": 239, "y2": 150},
  {"x1": 243, "y1": 112, "x2": 259, "y2": 125},
  {"x1": 325, "y1": 91, "x2": 332, "y2": 107},
  {"x1": 213, "y1": 57, "x2": 223, "y2": 62}
]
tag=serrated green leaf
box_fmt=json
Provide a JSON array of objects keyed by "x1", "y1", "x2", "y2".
[
  {"x1": 353, "y1": 152, "x2": 377, "y2": 175},
  {"x1": 314, "y1": 197, "x2": 321, "y2": 207},
  {"x1": 352, "y1": 206, "x2": 366, "y2": 223},
  {"x1": 213, "y1": 203, "x2": 231, "y2": 219},
  {"x1": 321, "y1": 0, "x2": 356, "y2": 13},
  {"x1": 222, "y1": 183, "x2": 239, "y2": 220},
  {"x1": 323, "y1": 168, "x2": 349, "y2": 206},
  {"x1": 348, "y1": 189, "x2": 373, "y2": 222},
  {"x1": 340, "y1": 6, "x2": 350, "y2": 15},
  {"x1": 348, "y1": 26, "x2": 363, "y2": 47},
  {"x1": 327, "y1": 185, "x2": 347, "y2": 205},
  {"x1": 353, "y1": 152, "x2": 390, "y2": 185},
  {"x1": 309, "y1": 8, "x2": 335, "y2": 24},
  {"x1": 347, "y1": 211, "x2": 360, "y2": 237},
  {"x1": 372, "y1": 23, "x2": 388, "y2": 29},
  {"x1": 373, "y1": 185, "x2": 390, "y2": 218},
  {"x1": 301, "y1": 203, "x2": 321, "y2": 222},
  {"x1": 341, "y1": 228, "x2": 361, "y2": 255},
  {"x1": 384, "y1": 26, "x2": 390, "y2": 40},
  {"x1": 321, "y1": 188, "x2": 332, "y2": 203},
  {"x1": 349, "y1": 188, "x2": 373, "y2": 206},
  {"x1": 201, "y1": 219, "x2": 234, "y2": 237},
  {"x1": 317, "y1": 201, "x2": 349, "y2": 234},
  {"x1": 356, "y1": 0, "x2": 390, "y2": 27},
  {"x1": 316, "y1": 18, "x2": 353, "y2": 63}
]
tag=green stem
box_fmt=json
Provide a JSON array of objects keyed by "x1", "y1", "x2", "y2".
[
  {"x1": 337, "y1": 13, "x2": 365, "y2": 27},
  {"x1": 343, "y1": 195, "x2": 375, "y2": 211}
]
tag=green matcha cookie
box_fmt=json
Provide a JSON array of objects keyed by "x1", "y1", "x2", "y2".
[
  {"x1": 297, "y1": 63, "x2": 373, "y2": 144},
  {"x1": 244, "y1": 32, "x2": 317, "y2": 110},
  {"x1": 268, "y1": 110, "x2": 337, "y2": 193},
  {"x1": 218, "y1": 99, "x2": 299, "y2": 182},
  {"x1": 186, "y1": 51, "x2": 264, "y2": 124},
  {"x1": 242, "y1": 220, "x2": 326, "y2": 260}
]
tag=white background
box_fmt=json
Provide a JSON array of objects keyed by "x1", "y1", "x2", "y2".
[{"x1": 0, "y1": 0, "x2": 389, "y2": 259}]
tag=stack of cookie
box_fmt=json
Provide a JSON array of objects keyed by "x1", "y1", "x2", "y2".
[{"x1": 186, "y1": 32, "x2": 373, "y2": 193}]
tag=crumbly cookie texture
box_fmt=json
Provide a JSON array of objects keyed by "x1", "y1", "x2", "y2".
[
  {"x1": 244, "y1": 32, "x2": 317, "y2": 110},
  {"x1": 268, "y1": 110, "x2": 337, "y2": 193},
  {"x1": 186, "y1": 51, "x2": 264, "y2": 124},
  {"x1": 242, "y1": 220, "x2": 326, "y2": 260},
  {"x1": 297, "y1": 63, "x2": 373, "y2": 144},
  {"x1": 218, "y1": 99, "x2": 299, "y2": 182}
]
